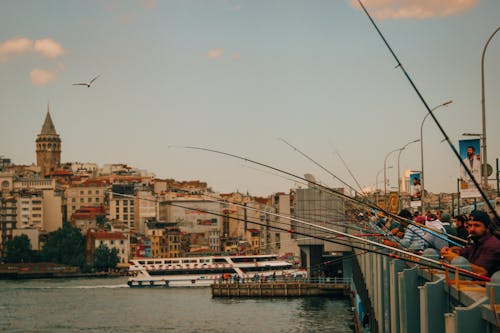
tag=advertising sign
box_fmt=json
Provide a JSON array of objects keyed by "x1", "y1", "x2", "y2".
[
  {"x1": 459, "y1": 139, "x2": 481, "y2": 198},
  {"x1": 388, "y1": 191, "x2": 399, "y2": 214},
  {"x1": 409, "y1": 172, "x2": 422, "y2": 207}
]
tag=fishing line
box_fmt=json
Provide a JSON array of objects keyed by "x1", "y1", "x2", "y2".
[
  {"x1": 277, "y1": 138, "x2": 458, "y2": 247},
  {"x1": 110, "y1": 190, "x2": 488, "y2": 280},
  {"x1": 165, "y1": 200, "x2": 489, "y2": 281},
  {"x1": 198, "y1": 195, "x2": 470, "y2": 275},
  {"x1": 181, "y1": 145, "x2": 462, "y2": 247}
]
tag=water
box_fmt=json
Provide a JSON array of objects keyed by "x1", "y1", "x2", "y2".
[{"x1": 0, "y1": 277, "x2": 354, "y2": 332}]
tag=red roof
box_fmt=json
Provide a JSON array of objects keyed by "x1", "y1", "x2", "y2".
[
  {"x1": 70, "y1": 206, "x2": 106, "y2": 220},
  {"x1": 52, "y1": 169, "x2": 73, "y2": 175},
  {"x1": 90, "y1": 231, "x2": 127, "y2": 240},
  {"x1": 78, "y1": 179, "x2": 111, "y2": 187},
  {"x1": 253, "y1": 197, "x2": 268, "y2": 204}
]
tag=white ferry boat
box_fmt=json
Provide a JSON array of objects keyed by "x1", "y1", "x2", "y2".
[{"x1": 127, "y1": 254, "x2": 306, "y2": 287}]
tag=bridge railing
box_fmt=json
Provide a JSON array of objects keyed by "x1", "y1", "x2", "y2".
[
  {"x1": 352, "y1": 246, "x2": 500, "y2": 333},
  {"x1": 213, "y1": 276, "x2": 352, "y2": 286}
]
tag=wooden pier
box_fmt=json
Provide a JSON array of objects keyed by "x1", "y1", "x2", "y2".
[{"x1": 211, "y1": 281, "x2": 351, "y2": 298}]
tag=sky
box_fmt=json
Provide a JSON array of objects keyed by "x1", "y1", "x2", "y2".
[{"x1": 1, "y1": 0, "x2": 499, "y2": 196}]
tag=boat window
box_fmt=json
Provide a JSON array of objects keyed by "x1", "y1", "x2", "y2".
[
  {"x1": 240, "y1": 265, "x2": 292, "y2": 273},
  {"x1": 213, "y1": 258, "x2": 227, "y2": 263},
  {"x1": 182, "y1": 259, "x2": 197, "y2": 264},
  {"x1": 256, "y1": 257, "x2": 276, "y2": 262},
  {"x1": 231, "y1": 257, "x2": 253, "y2": 263},
  {"x1": 147, "y1": 261, "x2": 154, "y2": 265},
  {"x1": 138, "y1": 261, "x2": 145, "y2": 265},
  {"x1": 149, "y1": 268, "x2": 237, "y2": 276}
]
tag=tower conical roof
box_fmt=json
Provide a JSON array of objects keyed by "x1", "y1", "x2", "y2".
[{"x1": 41, "y1": 109, "x2": 58, "y2": 136}]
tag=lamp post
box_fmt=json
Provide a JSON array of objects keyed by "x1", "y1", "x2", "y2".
[
  {"x1": 397, "y1": 139, "x2": 420, "y2": 210},
  {"x1": 376, "y1": 166, "x2": 392, "y2": 207},
  {"x1": 481, "y1": 27, "x2": 500, "y2": 189},
  {"x1": 376, "y1": 166, "x2": 393, "y2": 192},
  {"x1": 420, "y1": 100, "x2": 453, "y2": 213}
]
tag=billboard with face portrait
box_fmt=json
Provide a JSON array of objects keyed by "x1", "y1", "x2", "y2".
[
  {"x1": 409, "y1": 172, "x2": 422, "y2": 207},
  {"x1": 459, "y1": 138, "x2": 481, "y2": 198}
]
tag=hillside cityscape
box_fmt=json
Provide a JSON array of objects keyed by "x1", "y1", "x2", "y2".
[{"x1": 0, "y1": 109, "x2": 491, "y2": 273}]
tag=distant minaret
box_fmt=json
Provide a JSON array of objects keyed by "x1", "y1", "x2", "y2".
[{"x1": 36, "y1": 105, "x2": 61, "y2": 178}]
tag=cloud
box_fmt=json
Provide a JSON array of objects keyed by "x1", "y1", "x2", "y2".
[
  {"x1": 208, "y1": 48, "x2": 223, "y2": 59},
  {"x1": 30, "y1": 69, "x2": 56, "y2": 86},
  {"x1": 34, "y1": 38, "x2": 65, "y2": 58},
  {"x1": 351, "y1": 0, "x2": 479, "y2": 20},
  {"x1": 0, "y1": 37, "x2": 33, "y2": 63}
]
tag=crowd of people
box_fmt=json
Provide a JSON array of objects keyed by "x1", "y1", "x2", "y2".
[{"x1": 362, "y1": 208, "x2": 500, "y2": 277}]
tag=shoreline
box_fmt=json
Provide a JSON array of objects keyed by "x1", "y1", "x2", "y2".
[{"x1": 0, "y1": 262, "x2": 126, "y2": 280}]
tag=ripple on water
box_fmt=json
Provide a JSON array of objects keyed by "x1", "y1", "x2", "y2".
[{"x1": 0, "y1": 278, "x2": 354, "y2": 332}]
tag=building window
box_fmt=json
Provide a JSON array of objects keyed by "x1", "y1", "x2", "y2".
[
  {"x1": 96, "y1": 198, "x2": 100, "y2": 203},
  {"x1": 80, "y1": 191, "x2": 84, "y2": 195},
  {"x1": 88, "y1": 198, "x2": 92, "y2": 203},
  {"x1": 72, "y1": 198, "x2": 76, "y2": 202},
  {"x1": 88, "y1": 190, "x2": 92, "y2": 195}
]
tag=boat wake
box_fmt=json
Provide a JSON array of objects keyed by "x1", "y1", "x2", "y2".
[
  {"x1": 59, "y1": 284, "x2": 130, "y2": 289},
  {"x1": 0, "y1": 284, "x2": 130, "y2": 290}
]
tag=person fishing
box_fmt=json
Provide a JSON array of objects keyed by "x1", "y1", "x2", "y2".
[
  {"x1": 441, "y1": 210, "x2": 500, "y2": 277},
  {"x1": 382, "y1": 210, "x2": 426, "y2": 252}
]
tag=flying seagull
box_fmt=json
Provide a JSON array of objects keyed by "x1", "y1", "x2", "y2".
[{"x1": 72, "y1": 74, "x2": 101, "y2": 88}]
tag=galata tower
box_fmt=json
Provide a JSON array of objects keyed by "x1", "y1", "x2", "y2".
[{"x1": 36, "y1": 106, "x2": 61, "y2": 178}]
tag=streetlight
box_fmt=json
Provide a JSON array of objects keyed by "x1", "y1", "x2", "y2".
[
  {"x1": 376, "y1": 166, "x2": 392, "y2": 192},
  {"x1": 376, "y1": 166, "x2": 392, "y2": 207},
  {"x1": 420, "y1": 100, "x2": 453, "y2": 213},
  {"x1": 481, "y1": 26, "x2": 500, "y2": 188},
  {"x1": 397, "y1": 139, "x2": 420, "y2": 209}
]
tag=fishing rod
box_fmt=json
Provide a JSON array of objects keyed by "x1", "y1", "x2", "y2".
[
  {"x1": 201, "y1": 192, "x2": 381, "y2": 243},
  {"x1": 165, "y1": 200, "x2": 490, "y2": 282},
  {"x1": 111, "y1": 190, "x2": 487, "y2": 280},
  {"x1": 111, "y1": 190, "x2": 368, "y2": 248},
  {"x1": 334, "y1": 148, "x2": 366, "y2": 196},
  {"x1": 279, "y1": 138, "x2": 365, "y2": 197},
  {"x1": 197, "y1": 194, "x2": 478, "y2": 279},
  {"x1": 356, "y1": 0, "x2": 500, "y2": 227},
  {"x1": 264, "y1": 140, "x2": 459, "y2": 247},
  {"x1": 280, "y1": 136, "x2": 464, "y2": 247},
  {"x1": 181, "y1": 145, "x2": 463, "y2": 247},
  {"x1": 217, "y1": 195, "x2": 418, "y2": 256}
]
